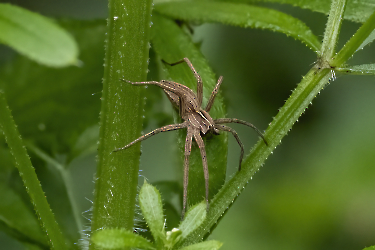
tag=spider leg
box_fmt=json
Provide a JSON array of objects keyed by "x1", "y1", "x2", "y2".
[
  {"x1": 162, "y1": 58, "x2": 203, "y2": 107},
  {"x1": 193, "y1": 130, "x2": 209, "y2": 213},
  {"x1": 121, "y1": 79, "x2": 160, "y2": 85},
  {"x1": 182, "y1": 127, "x2": 193, "y2": 219},
  {"x1": 113, "y1": 123, "x2": 186, "y2": 152},
  {"x1": 179, "y1": 94, "x2": 186, "y2": 120},
  {"x1": 214, "y1": 118, "x2": 268, "y2": 146},
  {"x1": 205, "y1": 76, "x2": 223, "y2": 112},
  {"x1": 215, "y1": 124, "x2": 244, "y2": 171},
  {"x1": 122, "y1": 79, "x2": 199, "y2": 116}
]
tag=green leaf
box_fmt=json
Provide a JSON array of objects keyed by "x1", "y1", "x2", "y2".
[
  {"x1": 71, "y1": 125, "x2": 99, "y2": 160},
  {"x1": 332, "y1": 10, "x2": 375, "y2": 66},
  {"x1": 139, "y1": 181, "x2": 166, "y2": 245},
  {"x1": 363, "y1": 246, "x2": 375, "y2": 250},
  {"x1": 165, "y1": 228, "x2": 182, "y2": 248},
  {"x1": 151, "y1": 13, "x2": 228, "y2": 209},
  {"x1": 179, "y1": 202, "x2": 206, "y2": 240},
  {"x1": 0, "y1": 3, "x2": 78, "y2": 67},
  {"x1": 0, "y1": 92, "x2": 67, "y2": 249},
  {"x1": 357, "y1": 29, "x2": 375, "y2": 52},
  {"x1": 91, "y1": 229, "x2": 156, "y2": 250},
  {"x1": 337, "y1": 64, "x2": 375, "y2": 75},
  {"x1": 0, "y1": 19, "x2": 106, "y2": 154},
  {"x1": 153, "y1": 181, "x2": 182, "y2": 230},
  {"x1": 217, "y1": 0, "x2": 375, "y2": 23},
  {"x1": 0, "y1": 182, "x2": 46, "y2": 246},
  {"x1": 179, "y1": 240, "x2": 223, "y2": 250},
  {"x1": 155, "y1": 1, "x2": 320, "y2": 52},
  {"x1": 25, "y1": 142, "x2": 84, "y2": 242}
]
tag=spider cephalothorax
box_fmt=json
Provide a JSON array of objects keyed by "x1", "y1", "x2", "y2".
[{"x1": 114, "y1": 58, "x2": 267, "y2": 218}]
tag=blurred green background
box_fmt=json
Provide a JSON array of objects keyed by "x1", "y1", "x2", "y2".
[{"x1": 0, "y1": 0, "x2": 374, "y2": 249}]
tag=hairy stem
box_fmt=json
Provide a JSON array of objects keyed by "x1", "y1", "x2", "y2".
[
  {"x1": 25, "y1": 142, "x2": 83, "y2": 239},
  {"x1": 332, "y1": 10, "x2": 375, "y2": 66},
  {"x1": 0, "y1": 92, "x2": 67, "y2": 250},
  {"x1": 91, "y1": 0, "x2": 152, "y2": 238},
  {"x1": 179, "y1": 67, "x2": 332, "y2": 247},
  {"x1": 319, "y1": 0, "x2": 347, "y2": 62}
]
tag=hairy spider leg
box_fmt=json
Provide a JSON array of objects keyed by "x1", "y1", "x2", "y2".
[
  {"x1": 205, "y1": 76, "x2": 223, "y2": 112},
  {"x1": 113, "y1": 123, "x2": 186, "y2": 152},
  {"x1": 121, "y1": 79, "x2": 199, "y2": 119},
  {"x1": 163, "y1": 57, "x2": 203, "y2": 107},
  {"x1": 193, "y1": 130, "x2": 209, "y2": 212},
  {"x1": 214, "y1": 124, "x2": 245, "y2": 171},
  {"x1": 214, "y1": 118, "x2": 268, "y2": 146},
  {"x1": 182, "y1": 128, "x2": 193, "y2": 218}
]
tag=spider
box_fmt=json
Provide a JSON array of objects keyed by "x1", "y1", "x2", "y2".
[{"x1": 114, "y1": 58, "x2": 267, "y2": 218}]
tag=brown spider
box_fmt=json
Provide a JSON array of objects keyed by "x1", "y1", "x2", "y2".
[{"x1": 114, "y1": 58, "x2": 267, "y2": 218}]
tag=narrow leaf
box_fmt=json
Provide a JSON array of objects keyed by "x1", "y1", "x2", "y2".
[
  {"x1": 139, "y1": 181, "x2": 166, "y2": 245},
  {"x1": 0, "y1": 3, "x2": 78, "y2": 67},
  {"x1": 179, "y1": 240, "x2": 223, "y2": 250},
  {"x1": 363, "y1": 246, "x2": 375, "y2": 250},
  {"x1": 332, "y1": 10, "x2": 375, "y2": 66},
  {"x1": 179, "y1": 202, "x2": 206, "y2": 240},
  {"x1": 155, "y1": 1, "x2": 320, "y2": 52},
  {"x1": 220, "y1": 0, "x2": 375, "y2": 23},
  {"x1": 357, "y1": 29, "x2": 375, "y2": 52},
  {"x1": 71, "y1": 125, "x2": 100, "y2": 160},
  {"x1": 165, "y1": 228, "x2": 182, "y2": 248},
  {"x1": 336, "y1": 64, "x2": 375, "y2": 75},
  {"x1": 0, "y1": 92, "x2": 67, "y2": 249},
  {"x1": 91, "y1": 229, "x2": 155, "y2": 250}
]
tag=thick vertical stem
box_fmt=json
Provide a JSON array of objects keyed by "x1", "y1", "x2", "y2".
[{"x1": 91, "y1": 0, "x2": 152, "y2": 238}]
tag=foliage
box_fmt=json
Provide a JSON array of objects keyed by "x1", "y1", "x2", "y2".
[
  {"x1": 0, "y1": 0, "x2": 374, "y2": 249},
  {"x1": 92, "y1": 181, "x2": 222, "y2": 250}
]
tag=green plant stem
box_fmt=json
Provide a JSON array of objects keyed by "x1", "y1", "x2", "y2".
[
  {"x1": 178, "y1": 1, "x2": 375, "y2": 246},
  {"x1": 0, "y1": 92, "x2": 67, "y2": 250},
  {"x1": 332, "y1": 10, "x2": 375, "y2": 66},
  {"x1": 25, "y1": 142, "x2": 83, "y2": 239},
  {"x1": 319, "y1": 0, "x2": 347, "y2": 61},
  {"x1": 336, "y1": 64, "x2": 375, "y2": 75},
  {"x1": 179, "y1": 68, "x2": 332, "y2": 247},
  {"x1": 91, "y1": 0, "x2": 152, "y2": 238}
]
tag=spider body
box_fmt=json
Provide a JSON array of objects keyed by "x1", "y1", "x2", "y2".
[{"x1": 114, "y1": 58, "x2": 267, "y2": 218}]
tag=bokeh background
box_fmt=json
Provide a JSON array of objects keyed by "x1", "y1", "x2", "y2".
[{"x1": 0, "y1": 0, "x2": 374, "y2": 249}]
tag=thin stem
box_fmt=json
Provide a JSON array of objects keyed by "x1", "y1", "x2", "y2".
[
  {"x1": 332, "y1": 10, "x2": 375, "y2": 66},
  {"x1": 336, "y1": 64, "x2": 375, "y2": 75},
  {"x1": 25, "y1": 142, "x2": 83, "y2": 239},
  {"x1": 0, "y1": 92, "x2": 67, "y2": 250},
  {"x1": 90, "y1": 0, "x2": 153, "y2": 238},
  {"x1": 319, "y1": 0, "x2": 347, "y2": 61},
  {"x1": 178, "y1": 68, "x2": 331, "y2": 247}
]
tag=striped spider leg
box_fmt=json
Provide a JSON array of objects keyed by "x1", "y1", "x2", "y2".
[{"x1": 114, "y1": 58, "x2": 267, "y2": 218}]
